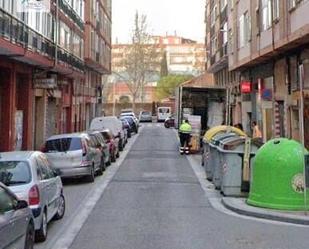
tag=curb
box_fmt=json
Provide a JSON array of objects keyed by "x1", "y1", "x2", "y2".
[{"x1": 222, "y1": 197, "x2": 309, "y2": 226}]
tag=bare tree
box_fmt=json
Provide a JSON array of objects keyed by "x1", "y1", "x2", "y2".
[{"x1": 121, "y1": 12, "x2": 160, "y2": 111}]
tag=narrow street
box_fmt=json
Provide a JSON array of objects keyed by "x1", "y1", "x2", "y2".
[{"x1": 59, "y1": 123, "x2": 308, "y2": 249}]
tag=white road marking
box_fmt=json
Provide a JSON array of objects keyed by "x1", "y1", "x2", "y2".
[{"x1": 49, "y1": 127, "x2": 143, "y2": 249}]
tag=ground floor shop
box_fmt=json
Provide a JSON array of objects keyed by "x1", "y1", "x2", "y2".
[
  {"x1": 0, "y1": 59, "x2": 102, "y2": 151},
  {"x1": 227, "y1": 47, "x2": 309, "y2": 147}
]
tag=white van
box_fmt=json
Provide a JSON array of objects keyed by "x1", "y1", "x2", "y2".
[
  {"x1": 157, "y1": 107, "x2": 171, "y2": 122},
  {"x1": 90, "y1": 116, "x2": 125, "y2": 151}
]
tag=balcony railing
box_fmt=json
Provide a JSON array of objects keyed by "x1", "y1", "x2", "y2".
[
  {"x1": 57, "y1": 47, "x2": 84, "y2": 71},
  {"x1": 0, "y1": 8, "x2": 84, "y2": 72},
  {"x1": 58, "y1": 0, "x2": 84, "y2": 31}
]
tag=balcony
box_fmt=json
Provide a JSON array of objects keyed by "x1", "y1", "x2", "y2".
[
  {"x1": 0, "y1": 8, "x2": 55, "y2": 58},
  {"x1": 58, "y1": 0, "x2": 84, "y2": 31},
  {"x1": 57, "y1": 47, "x2": 84, "y2": 71},
  {"x1": 0, "y1": 8, "x2": 84, "y2": 72}
]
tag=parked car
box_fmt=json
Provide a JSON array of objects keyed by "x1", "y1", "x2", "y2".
[
  {"x1": 0, "y1": 151, "x2": 65, "y2": 242},
  {"x1": 90, "y1": 116, "x2": 125, "y2": 151},
  {"x1": 121, "y1": 119, "x2": 132, "y2": 138},
  {"x1": 120, "y1": 112, "x2": 139, "y2": 125},
  {"x1": 43, "y1": 133, "x2": 103, "y2": 182},
  {"x1": 139, "y1": 110, "x2": 152, "y2": 122},
  {"x1": 87, "y1": 130, "x2": 111, "y2": 167},
  {"x1": 101, "y1": 129, "x2": 119, "y2": 163},
  {"x1": 87, "y1": 133, "x2": 106, "y2": 174},
  {"x1": 0, "y1": 182, "x2": 35, "y2": 249},
  {"x1": 121, "y1": 116, "x2": 139, "y2": 134},
  {"x1": 164, "y1": 115, "x2": 175, "y2": 128}
]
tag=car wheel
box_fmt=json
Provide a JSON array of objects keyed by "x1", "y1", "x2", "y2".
[
  {"x1": 106, "y1": 155, "x2": 111, "y2": 166},
  {"x1": 97, "y1": 158, "x2": 105, "y2": 175},
  {"x1": 119, "y1": 140, "x2": 124, "y2": 151},
  {"x1": 111, "y1": 151, "x2": 116, "y2": 162},
  {"x1": 53, "y1": 194, "x2": 65, "y2": 220},
  {"x1": 85, "y1": 165, "x2": 95, "y2": 182},
  {"x1": 116, "y1": 149, "x2": 120, "y2": 158},
  {"x1": 35, "y1": 210, "x2": 48, "y2": 242},
  {"x1": 24, "y1": 221, "x2": 35, "y2": 249},
  {"x1": 164, "y1": 122, "x2": 169, "y2": 128},
  {"x1": 128, "y1": 131, "x2": 131, "y2": 138}
]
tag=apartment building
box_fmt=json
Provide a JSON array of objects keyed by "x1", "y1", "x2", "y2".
[
  {"x1": 228, "y1": 0, "x2": 309, "y2": 145},
  {"x1": 205, "y1": 0, "x2": 309, "y2": 145},
  {"x1": 0, "y1": 0, "x2": 111, "y2": 151},
  {"x1": 110, "y1": 35, "x2": 205, "y2": 109},
  {"x1": 205, "y1": 0, "x2": 239, "y2": 126},
  {"x1": 84, "y1": 0, "x2": 111, "y2": 128}
]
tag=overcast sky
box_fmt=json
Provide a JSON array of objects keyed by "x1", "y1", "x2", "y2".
[{"x1": 112, "y1": 0, "x2": 205, "y2": 44}]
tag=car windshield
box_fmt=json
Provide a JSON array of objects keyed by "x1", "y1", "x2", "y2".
[
  {"x1": 121, "y1": 117, "x2": 134, "y2": 124},
  {"x1": 142, "y1": 111, "x2": 151, "y2": 115},
  {"x1": 0, "y1": 161, "x2": 31, "y2": 186},
  {"x1": 45, "y1": 137, "x2": 82, "y2": 152},
  {"x1": 102, "y1": 131, "x2": 112, "y2": 140}
]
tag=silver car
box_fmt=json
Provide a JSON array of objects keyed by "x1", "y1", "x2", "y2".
[
  {"x1": 0, "y1": 182, "x2": 35, "y2": 249},
  {"x1": 44, "y1": 133, "x2": 104, "y2": 182},
  {"x1": 0, "y1": 151, "x2": 65, "y2": 242},
  {"x1": 139, "y1": 111, "x2": 152, "y2": 122}
]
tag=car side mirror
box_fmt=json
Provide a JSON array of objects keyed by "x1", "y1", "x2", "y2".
[{"x1": 15, "y1": 200, "x2": 28, "y2": 210}]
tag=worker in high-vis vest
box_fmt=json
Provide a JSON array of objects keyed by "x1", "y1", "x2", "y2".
[{"x1": 179, "y1": 119, "x2": 192, "y2": 154}]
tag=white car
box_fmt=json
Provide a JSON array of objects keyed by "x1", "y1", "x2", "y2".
[
  {"x1": 0, "y1": 151, "x2": 65, "y2": 242},
  {"x1": 90, "y1": 116, "x2": 126, "y2": 151}
]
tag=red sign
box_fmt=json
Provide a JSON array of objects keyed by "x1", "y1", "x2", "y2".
[{"x1": 241, "y1": 81, "x2": 251, "y2": 93}]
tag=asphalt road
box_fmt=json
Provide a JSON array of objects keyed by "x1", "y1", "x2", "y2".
[{"x1": 65, "y1": 123, "x2": 309, "y2": 249}]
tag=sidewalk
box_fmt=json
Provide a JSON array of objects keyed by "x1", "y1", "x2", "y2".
[{"x1": 189, "y1": 154, "x2": 309, "y2": 226}]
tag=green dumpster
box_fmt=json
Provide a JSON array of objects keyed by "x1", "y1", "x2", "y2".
[{"x1": 247, "y1": 138, "x2": 309, "y2": 210}]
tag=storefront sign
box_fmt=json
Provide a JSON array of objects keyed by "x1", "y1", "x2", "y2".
[
  {"x1": 261, "y1": 88, "x2": 272, "y2": 101},
  {"x1": 241, "y1": 81, "x2": 251, "y2": 93},
  {"x1": 34, "y1": 78, "x2": 57, "y2": 89}
]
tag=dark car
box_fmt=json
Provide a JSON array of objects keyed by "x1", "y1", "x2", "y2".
[
  {"x1": 121, "y1": 116, "x2": 138, "y2": 134},
  {"x1": 121, "y1": 119, "x2": 132, "y2": 138},
  {"x1": 0, "y1": 182, "x2": 35, "y2": 249},
  {"x1": 164, "y1": 116, "x2": 175, "y2": 128}
]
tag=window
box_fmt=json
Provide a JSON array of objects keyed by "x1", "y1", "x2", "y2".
[
  {"x1": 45, "y1": 137, "x2": 82, "y2": 152},
  {"x1": 273, "y1": 0, "x2": 280, "y2": 20},
  {"x1": 239, "y1": 12, "x2": 251, "y2": 48},
  {"x1": 0, "y1": 187, "x2": 16, "y2": 213},
  {"x1": 0, "y1": 161, "x2": 31, "y2": 186},
  {"x1": 261, "y1": 0, "x2": 272, "y2": 31},
  {"x1": 211, "y1": 36, "x2": 218, "y2": 55},
  {"x1": 222, "y1": 22, "x2": 228, "y2": 45},
  {"x1": 220, "y1": 0, "x2": 227, "y2": 11},
  {"x1": 289, "y1": 0, "x2": 297, "y2": 9},
  {"x1": 36, "y1": 155, "x2": 54, "y2": 180},
  {"x1": 210, "y1": 5, "x2": 218, "y2": 26}
]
